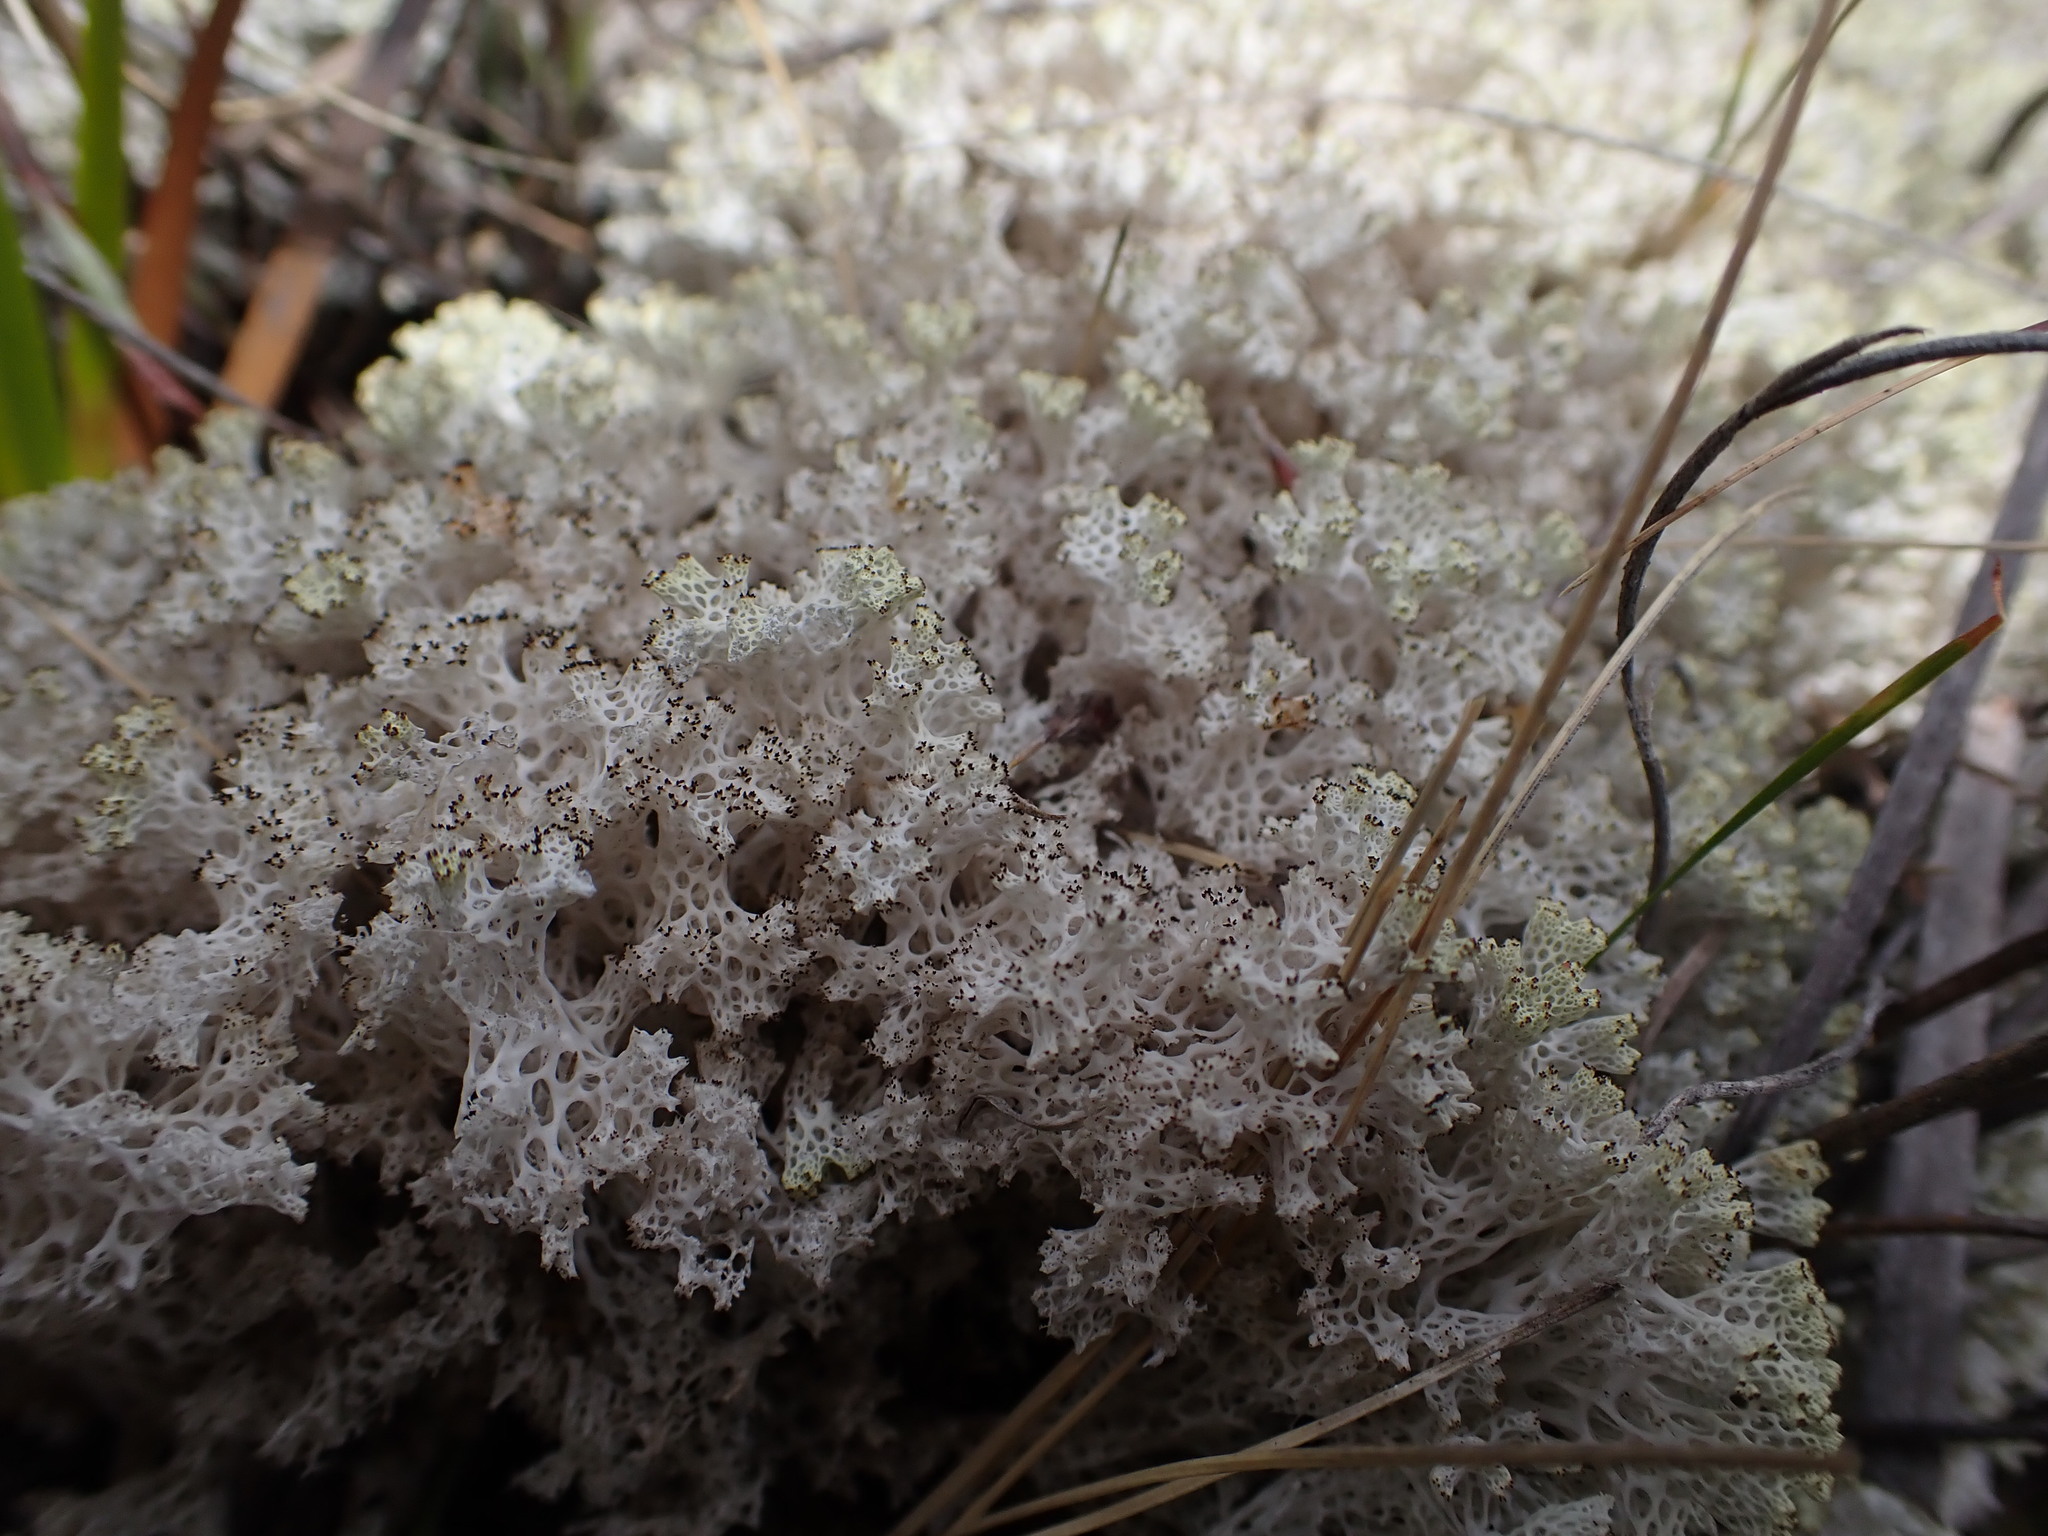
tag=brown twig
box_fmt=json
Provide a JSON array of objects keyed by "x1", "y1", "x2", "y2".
[
  {"x1": 1982, "y1": 1076, "x2": 2048, "y2": 1132},
  {"x1": 1851, "y1": 1417, "x2": 2048, "y2": 1444},
  {"x1": 1869, "y1": 922, "x2": 2048, "y2": 1046},
  {"x1": 1818, "y1": 1213, "x2": 2048, "y2": 1243},
  {"x1": 1810, "y1": 1030, "x2": 2048, "y2": 1159}
]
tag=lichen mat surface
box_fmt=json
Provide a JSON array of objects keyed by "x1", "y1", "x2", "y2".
[{"x1": 6, "y1": 0, "x2": 2048, "y2": 1533}]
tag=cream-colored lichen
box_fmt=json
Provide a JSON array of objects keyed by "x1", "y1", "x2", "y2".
[{"x1": 11, "y1": 0, "x2": 2048, "y2": 1531}]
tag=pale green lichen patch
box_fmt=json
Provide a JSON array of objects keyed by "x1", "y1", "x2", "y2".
[{"x1": 283, "y1": 550, "x2": 367, "y2": 617}]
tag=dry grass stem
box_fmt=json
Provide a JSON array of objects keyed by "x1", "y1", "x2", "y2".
[
  {"x1": 1472, "y1": 489, "x2": 1793, "y2": 888},
  {"x1": 1699, "y1": 534, "x2": 2048, "y2": 552},
  {"x1": 1, "y1": 0, "x2": 64, "y2": 70},
  {"x1": 1711, "y1": 0, "x2": 1869, "y2": 170},
  {"x1": 1402, "y1": 795, "x2": 1466, "y2": 893},
  {"x1": 0, "y1": 569, "x2": 225, "y2": 760},
  {"x1": 734, "y1": 0, "x2": 860, "y2": 315},
  {"x1": 1558, "y1": 358, "x2": 1970, "y2": 597},
  {"x1": 961, "y1": 1282, "x2": 1623, "y2": 1535},
  {"x1": 1332, "y1": 973, "x2": 1423, "y2": 1143},
  {"x1": 1431, "y1": 0, "x2": 1844, "y2": 933},
  {"x1": 219, "y1": 0, "x2": 437, "y2": 410},
  {"x1": 938, "y1": 1210, "x2": 1252, "y2": 1536},
  {"x1": 1071, "y1": 218, "x2": 1131, "y2": 378},
  {"x1": 995, "y1": 1440, "x2": 1853, "y2": 1532},
  {"x1": 27, "y1": 263, "x2": 304, "y2": 434},
  {"x1": 471, "y1": 179, "x2": 596, "y2": 256},
  {"x1": 18, "y1": 0, "x2": 78, "y2": 70},
  {"x1": 236, "y1": 60, "x2": 601, "y2": 180},
  {"x1": 886, "y1": 1325, "x2": 1131, "y2": 1536},
  {"x1": 1622, "y1": 0, "x2": 1770, "y2": 266},
  {"x1": 942, "y1": 1335, "x2": 1156, "y2": 1536},
  {"x1": 1122, "y1": 832, "x2": 1239, "y2": 869},
  {"x1": 1625, "y1": 926, "x2": 1726, "y2": 1107},
  {"x1": 1332, "y1": 978, "x2": 1401, "y2": 1074},
  {"x1": 1627, "y1": 359, "x2": 1972, "y2": 552},
  {"x1": 1337, "y1": 696, "x2": 1483, "y2": 990}
]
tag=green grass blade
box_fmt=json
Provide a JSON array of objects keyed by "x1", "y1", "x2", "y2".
[
  {"x1": 62, "y1": 312, "x2": 122, "y2": 476},
  {"x1": 65, "y1": 0, "x2": 127, "y2": 476},
  {"x1": 1602, "y1": 605, "x2": 2005, "y2": 952},
  {"x1": 74, "y1": 0, "x2": 125, "y2": 263},
  {"x1": 0, "y1": 167, "x2": 68, "y2": 497}
]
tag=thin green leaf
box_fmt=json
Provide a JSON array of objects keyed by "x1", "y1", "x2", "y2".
[
  {"x1": 0, "y1": 167, "x2": 68, "y2": 497},
  {"x1": 62, "y1": 316, "x2": 121, "y2": 476},
  {"x1": 1602, "y1": 604, "x2": 2006, "y2": 952},
  {"x1": 73, "y1": 0, "x2": 126, "y2": 269},
  {"x1": 65, "y1": 0, "x2": 127, "y2": 476}
]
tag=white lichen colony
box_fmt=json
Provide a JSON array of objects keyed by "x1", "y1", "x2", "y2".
[{"x1": 7, "y1": 0, "x2": 2048, "y2": 1532}]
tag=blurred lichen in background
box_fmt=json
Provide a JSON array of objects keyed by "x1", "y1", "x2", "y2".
[{"x1": 5, "y1": 2, "x2": 2048, "y2": 1534}]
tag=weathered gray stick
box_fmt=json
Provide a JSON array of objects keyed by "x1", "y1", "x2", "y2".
[
  {"x1": 1719, "y1": 370, "x2": 2048, "y2": 1160},
  {"x1": 1990, "y1": 869, "x2": 2048, "y2": 1050},
  {"x1": 1861, "y1": 697, "x2": 2019, "y2": 1511}
]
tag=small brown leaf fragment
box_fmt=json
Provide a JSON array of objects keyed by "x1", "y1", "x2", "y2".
[
  {"x1": 1043, "y1": 690, "x2": 1119, "y2": 751},
  {"x1": 1263, "y1": 695, "x2": 1314, "y2": 732},
  {"x1": 444, "y1": 463, "x2": 517, "y2": 539}
]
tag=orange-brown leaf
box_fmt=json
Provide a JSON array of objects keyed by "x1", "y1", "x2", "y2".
[
  {"x1": 129, "y1": 0, "x2": 246, "y2": 441},
  {"x1": 218, "y1": 228, "x2": 336, "y2": 412}
]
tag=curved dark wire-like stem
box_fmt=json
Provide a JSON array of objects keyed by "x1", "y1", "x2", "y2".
[
  {"x1": 1614, "y1": 327, "x2": 2048, "y2": 920},
  {"x1": 1619, "y1": 668, "x2": 1675, "y2": 926}
]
